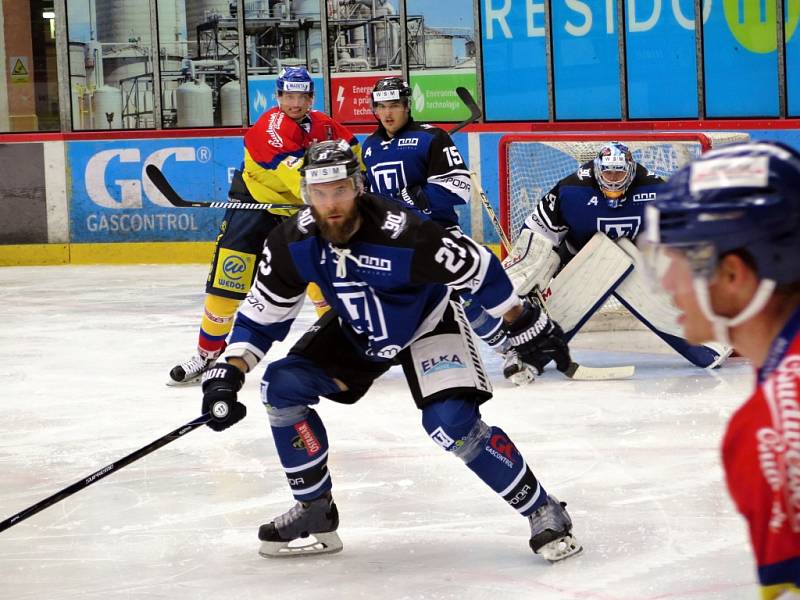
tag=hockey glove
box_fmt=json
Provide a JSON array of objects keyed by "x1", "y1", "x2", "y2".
[
  {"x1": 505, "y1": 301, "x2": 571, "y2": 375},
  {"x1": 201, "y1": 362, "x2": 246, "y2": 432}
]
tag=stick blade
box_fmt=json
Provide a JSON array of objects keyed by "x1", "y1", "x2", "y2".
[
  {"x1": 563, "y1": 362, "x2": 635, "y2": 381},
  {"x1": 145, "y1": 164, "x2": 198, "y2": 207},
  {"x1": 455, "y1": 86, "x2": 481, "y2": 120}
]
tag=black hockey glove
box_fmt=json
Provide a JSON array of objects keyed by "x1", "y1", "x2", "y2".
[
  {"x1": 201, "y1": 363, "x2": 246, "y2": 432},
  {"x1": 505, "y1": 301, "x2": 571, "y2": 375}
]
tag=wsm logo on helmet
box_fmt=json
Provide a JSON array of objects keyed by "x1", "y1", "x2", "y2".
[{"x1": 421, "y1": 354, "x2": 466, "y2": 375}]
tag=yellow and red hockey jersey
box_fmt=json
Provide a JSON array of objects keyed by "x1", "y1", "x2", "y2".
[{"x1": 242, "y1": 107, "x2": 361, "y2": 216}]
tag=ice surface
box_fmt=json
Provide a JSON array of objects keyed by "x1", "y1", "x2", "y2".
[{"x1": 0, "y1": 265, "x2": 758, "y2": 599}]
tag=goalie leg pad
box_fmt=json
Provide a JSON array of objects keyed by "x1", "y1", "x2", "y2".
[
  {"x1": 613, "y1": 238, "x2": 732, "y2": 368},
  {"x1": 503, "y1": 229, "x2": 561, "y2": 296},
  {"x1": 544, "y1": 232, "x2": 633, "y2": 338}
]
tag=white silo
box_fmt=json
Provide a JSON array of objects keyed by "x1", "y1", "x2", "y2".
[
  {"x1": 92, "y1": 85, "x2": 124, "y2": 129},
  {"x1": 176, "y1": 79, "x2": 214, "y2": 127},
  {"x1": 424, "y1": 34, "x2": 455, "y2": 68},
  {"x1": 220, "y1": 80, "x2": 242, "y2": 126},
  {"x1": 294, "y1": 0, "x2": 323, "y2": 71}
]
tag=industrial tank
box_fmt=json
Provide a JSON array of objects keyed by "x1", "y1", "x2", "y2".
[
  {"x1": 220, "y1": 80, "x2": 242, "y2": 126},
  {"x1": 92, "y1": 85, "x2": 123, "y2": 129},
  {"x1": 176, "y1": 79, "x2": 214, "y2": 127},
  {"x1": 424, "y1": 35, "x2": 455, "y2": 68}
]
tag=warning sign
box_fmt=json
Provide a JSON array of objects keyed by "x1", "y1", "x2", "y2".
[{"x1": 10, "y1": 56, "x2": 29, "y2": 83}]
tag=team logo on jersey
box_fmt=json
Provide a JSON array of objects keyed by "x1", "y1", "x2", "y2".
[
  {"x1": 337, "y1": 282, "x2": 389, "y2": 343},
  {"x1": 577, "y1": 167, "x2": 591, "y2": 180},
  {"x1": 370, "y1": 161, "x2": 407, "y2": 193},
  {"x1": 381, "y1": 211, "x2": 408, "y2": 239},
  {"x1": 421, "y1": 353, "x2": 466, "y2": 375},
  {"x1": 356, "y1": 255, "x2": 392, "y2": 272},
  {"x1": 632, "y1": 192, "x2": 657, "y2": 202},
  {"x1": 398, "y1": 137, "x2": 419, "y2": 148},
  {"x1": 597, "y1": 216, "x2": 641, "y2": 240}
]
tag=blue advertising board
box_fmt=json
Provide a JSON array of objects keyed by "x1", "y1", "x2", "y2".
[
  {"x1": 786, "y1": 2, "x2": 800, "y2": 116},
  {"x1": 67, "y1": 138, "x2": 243, "y2": 243},
  {"x1": 703, "y1": 1, "x2": 780, "y2": 117},
  {"x1": 247, "y1": 75, "x2": 325, "y2": 124},
  {"x1": 481, "y1": 0, "x2": 549, "y2": 120},
  {"x1": 625, "y1": 0, "x2": 698, "y2": 118}
]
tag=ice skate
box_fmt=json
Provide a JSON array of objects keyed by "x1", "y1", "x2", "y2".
[
  {"x1": 166, "y1": 353, "x2": 215, "y2": 386},
  {"x1": 528, "y1": 495, "x2": 582, "y2": 563},
  {"x1": 502, "y1": 349, "x2": 536, "y2": 386},
  {"x1": 258, "y1": 495, "x2": 342, "y2": 558}
]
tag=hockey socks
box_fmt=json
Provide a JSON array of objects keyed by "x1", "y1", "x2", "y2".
[
  {"x1": 422, "y1": 399, "x2": 547, "y2": 517},
  {"x1": 263, "y1": 356, "x2": 343, "y2": 502},
  {"x1": 198, "y1": 294, "x2": 239, "y2": 357},
  {"x1": 460, "y1": 294, "x2": 509, "y2": 352}
]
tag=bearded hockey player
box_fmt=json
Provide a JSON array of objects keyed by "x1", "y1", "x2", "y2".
[
  {"x1": 199, "y1": 139, "x2": 582, "y2": 563},
  {"x1": 361, "y1": 77, "x2": 530, "y2": 384},
  {"x1": 504, "y1": 141, "x2": 731, "y2": 369}
]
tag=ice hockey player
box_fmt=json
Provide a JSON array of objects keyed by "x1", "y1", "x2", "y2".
[
  {"x1": 199, "y1": 139, "x2": 582, "y2": 563},
  {"x1": 168, "y1": 67, "x2": 360, "y2": 385},
  {"x1": 503, "y1": 141, "x2": 731, "y2": 370},
  {"x1": 644, "y1": 140, "x2": 800, "y2": 599},
  {"x1": 362, "y1": 77, "x2": 528, "y2": 385}
]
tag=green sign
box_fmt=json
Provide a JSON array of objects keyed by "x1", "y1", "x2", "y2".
[{"x1": 409, "y1": 70, "x2": 478, "y2": 122}]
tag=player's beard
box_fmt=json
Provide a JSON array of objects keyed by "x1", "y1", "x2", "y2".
[{"x1": 312, "y1": 204, "x2": 361, "y2": 244}]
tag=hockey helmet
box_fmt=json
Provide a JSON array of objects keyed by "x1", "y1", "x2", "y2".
[
  {"x1": 371, "y1": 77, "x2": 411, "y2": 107},
  {"x1": 276, "y1": 67, "x2": 314, "y2": 94},
  {"x1": 594, "y1": 142, "x2": 636, "y2": 207},
  {"x1": 645, "y1": 140, "x2": 800, "y2": 286},
  {"x1": 300, "y1": 140, "x2": 362, "y2": 200}
]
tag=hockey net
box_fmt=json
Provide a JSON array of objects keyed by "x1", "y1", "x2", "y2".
[{"x1": 498, "y1": 132, "x2": 750, "y2": 331}]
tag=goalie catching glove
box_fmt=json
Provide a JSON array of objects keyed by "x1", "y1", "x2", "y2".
[
  {"x1": 201, "y1": 362, "x2": 247, "y2": 432},
  {"x1": 504, "y1": 301, "x2": 571, "y2": 375}
]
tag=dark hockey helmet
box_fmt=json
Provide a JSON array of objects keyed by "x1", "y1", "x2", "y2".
[
  {"x1": 645, "y1": 140, "x2": 800, "y2": 285},
  {"x1": 371, "y1": 77, "x2": 411, "y2": 107},
  {"x1": 276, "y1": 66, "x2": 314, "y2": 94},
  {"x1": 593, "y1": 142, "x2": 636, "y2": 207},
  {"x1": 300, "y1": 139, "x2": 363, "y2": 200}
]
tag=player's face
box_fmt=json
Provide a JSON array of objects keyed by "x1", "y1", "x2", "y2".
[
  {"x1": 373, "y1": 100, "x2": 409, "y2": 136},
  {"x1": 659, "y1": 248, "x2": 717, "y2": 344},
  {"x1": 308, "y1": 178, "x2": 361, "y2": 244},
  {"x1": 278, "y1": 92, "x2": 313, "y2": 121}
]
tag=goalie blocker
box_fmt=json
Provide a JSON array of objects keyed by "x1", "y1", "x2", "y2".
[{"x1": 505, "y1": 231, "x2": 730, "y2": 368}]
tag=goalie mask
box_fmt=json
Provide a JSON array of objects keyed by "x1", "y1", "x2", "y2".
[
  {"x1": 594, "y1": 142, "x2": 635, "y2": 207},
  {"x1": 642, "y1": 140, "x2": 800, "y2": 343},
  {"x1": 300, "y1": 139, "x2": 363, "y2": 202}
]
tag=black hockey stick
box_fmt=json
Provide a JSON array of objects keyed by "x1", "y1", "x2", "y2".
[
  {"x1": 0, "y1": 413, "x2": 211, "y2": 533},
  {"x1": 467, "y1": 172, "x2": 634, "y2": 381},
  {"x1": 145, "y1": 164, "x2": 301, "y2": 211},
  {"x1": 448, "y1": 87, "x2": 482, "y2": 135}
]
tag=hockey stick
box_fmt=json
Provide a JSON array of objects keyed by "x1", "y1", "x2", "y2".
[
  {"x1": 448, "y1": 87, "x2": 482, "y2": 135},
  {"x1": 467, "y1": 171, "x2": 634, "y2": 381},
  {"x1": 0, "y1": 413, "x2": 211, "y2": 533},
  {"x1": 145, "y1": 164, "x2": 301, "y2": 211}
]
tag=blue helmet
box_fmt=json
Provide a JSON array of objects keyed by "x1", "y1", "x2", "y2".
[
  {"x1": 593, "y1": 142, "x2": 636, "y2": 207},
  {"x1": 648, "y1": 141, "x2": 800, "y2": 285},
  {"x1": 276, "y1": 67, "x2": 313, "y2": 94}
]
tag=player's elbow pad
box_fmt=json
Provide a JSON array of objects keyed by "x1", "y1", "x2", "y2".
[{"x1": 502, "y1": 229, "x2": 560, "y2": 295}]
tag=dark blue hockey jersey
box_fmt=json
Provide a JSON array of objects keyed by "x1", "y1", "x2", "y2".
[
  {"x1": 522, "y1": 161, "x2": 665, "y2": 255},
  {"x1": 226, "y1": 193, "x2": 518, "y2": 363},
  {"x1": 362, "y1": 119, "x2": 470, "y2": 227}
]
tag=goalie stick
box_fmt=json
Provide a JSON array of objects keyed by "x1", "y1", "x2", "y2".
[
  {"x1": 467, "y1": 171, "x2": 634, "y2": 381},
  {"x1": 0, "y1": 412, "x2": 211, "y2": 533}
]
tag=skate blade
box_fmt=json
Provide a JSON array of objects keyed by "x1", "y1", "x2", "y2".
[
  {"x1": 165, "y1": 376, "x2": 203, "y2": 387},
  {"x1": 537, "y1": 534, "x2": 582, "y2": 563},
  {"x1": 258, "y1": 532, "x2": 343, "y2": 558}
]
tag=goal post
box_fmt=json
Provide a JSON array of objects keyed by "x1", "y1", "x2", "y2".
[{"x1": 497, "y1": 131, "x2": 750, "y2": 331}]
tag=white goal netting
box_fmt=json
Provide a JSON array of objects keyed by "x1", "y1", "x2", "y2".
[{"x1": 499, "y1": 132, "x2": 750, "y2": 331}]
